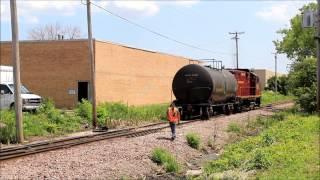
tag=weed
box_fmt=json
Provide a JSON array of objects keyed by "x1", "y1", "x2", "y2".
[
  {"x1": 227, "y1": 123, "x2": 242, "y2": 134},
  {"x1": 151, "y1": 148, "x2": 180, "y2": 173},
  {"x1": 186, "y1": 132, "x2": 201, "y2": 149}
]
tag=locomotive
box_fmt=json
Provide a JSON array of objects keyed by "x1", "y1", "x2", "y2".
[{"x1": 172, "y1": 64, "x2": 261, "y2": 120}]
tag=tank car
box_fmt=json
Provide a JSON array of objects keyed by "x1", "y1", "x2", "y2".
[{"x1": 172, "y1": 64, "x2": 261, "y2": 120}]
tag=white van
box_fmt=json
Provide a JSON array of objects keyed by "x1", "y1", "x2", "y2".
[{"x1": 0, "y1": 66, "x2": 42, "y2": 111}]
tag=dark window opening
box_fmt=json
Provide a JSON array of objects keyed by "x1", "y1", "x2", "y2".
[{"x1": 78, "y1": 82, "x2": 89, "y2": 102}]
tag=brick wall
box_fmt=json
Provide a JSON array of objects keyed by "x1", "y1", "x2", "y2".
[
  {"x1": 94, "y1": 40, "x2": 192, "y2": 105},
  {"x1": 1, "y1": 39, "x2": 193, "y2": 108},
  {"x1": 0, "y1": 40, "x2": 91, "y2": 108}
]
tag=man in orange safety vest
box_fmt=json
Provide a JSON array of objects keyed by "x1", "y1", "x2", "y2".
[{"x1": 167, "y1": 102, "x2": 180, "y2": 141}]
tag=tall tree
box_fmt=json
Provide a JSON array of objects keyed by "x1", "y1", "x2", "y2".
[
  {"x1": 274, "y1": 3, "x2": 317, "y2": 61},
  {"x1": 274, "y1": 2, "x2": 317, "y2": 112},
  {"x1": 28, "y1": 23, "x2": 82, "y2": 40}
]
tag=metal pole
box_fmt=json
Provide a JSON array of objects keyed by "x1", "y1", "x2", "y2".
[
  {"x1": 317, "y1": 0, "x2": 320, "y2": 112},
  {"x1": 86, "y1": 0, "x2": 97, "y2": 128},
  {"x1": 274, "y1": 53, "x2": 278, "y2": 93},
  {"x1": 10, "y1": 0, "x2": 24, "y2": 143}
]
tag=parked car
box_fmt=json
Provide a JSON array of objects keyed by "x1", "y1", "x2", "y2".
[{"x1": 0, "y1": 66, "x2": 41, "y2": 111}]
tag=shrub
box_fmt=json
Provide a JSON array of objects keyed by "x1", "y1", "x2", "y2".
[
  {"x1": 248, "y1": 150, "x2": 271, "y2": 170},
  {"x1": 186, "y1": 132, "x2": 201, "y2": 149},
  {"x1": 0, "y1": 110, "x2": 16, "y2": 144},
  {"x1": 151, "y1": 148, "x2": 180, "y2": 173},
  {"x1": 75, "y1": 99, "x2": 92, "y2": 121},
  {"x1": 227, "y1": 123, "x2": 241, "y2": 134}
]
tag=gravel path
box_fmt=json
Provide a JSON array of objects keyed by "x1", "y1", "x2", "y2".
[{"x1": 0, "y1": 103, "x2": 293, "y2": 180}]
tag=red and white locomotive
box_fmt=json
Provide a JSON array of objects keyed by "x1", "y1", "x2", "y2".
[{"x1": 172, "y1": 64, "x2": 261, "y2": 120}]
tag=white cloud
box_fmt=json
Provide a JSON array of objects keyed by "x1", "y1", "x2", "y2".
[
  {"x1": 174, "y1": 0, "x2": 200, "y2": 8},
  {"x1": 0, "y1": 0, "x2": 79, "y2": 24},
  {"x1": 256, "y1": 1, "x2": 312, "y2": 24},
  {"x1": 0, "y1": 0, "x2": 200, "y2": 24},
  {"x1": 113, "y1": 1, "x2": 159, "y2": 16}
]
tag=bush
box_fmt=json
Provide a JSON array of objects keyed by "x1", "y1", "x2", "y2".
[
  {"x1": 248, "y1": 150, "x2": 271, "y2": 170},
  {"x1": 0, "y1": 111, "x2": 16, "y2": 144},
  {"x1": 186, "y1": 132, "x2": 201, "y2": 149},
  {"x1": 75, "y1": 99, "x2": 92, "y2": 121},
  {"x1": 151, "y1": 148, "x2": 180, "y2": 173}
]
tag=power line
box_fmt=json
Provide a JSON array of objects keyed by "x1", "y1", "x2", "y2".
[{"x1": 88, "y1": 1, "x2": 232, "y2": 56}]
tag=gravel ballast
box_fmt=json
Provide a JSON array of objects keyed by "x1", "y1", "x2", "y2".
[{"x1": 0, "y1": 103, "x2": 293, "y2": 179}]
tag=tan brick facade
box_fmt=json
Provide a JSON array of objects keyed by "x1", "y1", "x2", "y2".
[
  {"x1": 253, "y1": 69, "x2": 285, "y2": 90},
  {"x1": 0, "y1": 39, "x2": 192, "y2": 108}
]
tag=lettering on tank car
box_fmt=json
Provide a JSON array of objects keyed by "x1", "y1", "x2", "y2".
[{"x1": 184, "y1": 73, "x2": 199, "y2": 83}]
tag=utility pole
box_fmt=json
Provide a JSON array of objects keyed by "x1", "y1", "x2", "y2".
[
  {"x1": 273, "y1": 52, "x2": 278, "y2": 93},
  {"x1": 10, "y1": 0, "x2": 23, "y2": 143},
  {"x1": 86, "y1": 0, "x2": 97, "y2": 128},
  {"x1": 229, "y1": 31, "x2": 245, "y2": 69},
  {"x1": 317, "y1": 0, "x2": 320, "y2": 112}
]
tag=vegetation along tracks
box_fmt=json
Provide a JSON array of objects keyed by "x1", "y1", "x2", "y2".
[{"x1": 0, "y1": 101, "x2": 292, "y2": 161}]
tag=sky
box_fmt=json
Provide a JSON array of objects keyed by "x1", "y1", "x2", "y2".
[{"x1": 0, "y1": 0, "x2": 317, "y2": 73}]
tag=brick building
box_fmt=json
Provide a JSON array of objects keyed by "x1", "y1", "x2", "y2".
[
  {"x1": 253, "y1": 69, "x2": 286, "y2": 90},
  {"x1": 0, "y1": 39, "x2": 195, "y2": 109}
]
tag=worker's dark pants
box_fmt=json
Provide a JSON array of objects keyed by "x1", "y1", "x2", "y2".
[{"x1": 169, "y1": 122, "x2": 176, "y2": 138}]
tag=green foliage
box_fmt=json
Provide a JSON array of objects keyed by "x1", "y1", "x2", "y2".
[
  {"x1": 266, "y1": 75, "x2": 289, "y2": 95},
  {"x1": 288, "y1": 58, "x2": 317, "y2": 113},
  {"x1": 76, "y1": 101, "x2": 167, "y2": 127},
  {"x1": 204, "y1": 113, "x2": 320, "y2": 179},
  {"x1": 274, "y1": 2, "x2": 317, "y2": 113},
  {"x1": 0, "y1": 111, "x2": 16, "y2": 144},
  {"x1": 75, "y1": 99, "x2": 92, "y2": 121},
  {"x1": 0, "y1": 99, "x2": 85, "y2": 144},
  {"x1": 227, "y1": 123, "x2": 242, "y2": 134},
  {"x1": 274, "y1": 3, "x2": 317, "y2": 61},
  {"x1": 151, "y1": 148, "x2": 181, "y2": 173},
  {"x1": 186, "y1": 132, "x2": 201, "y2": 149},
  {"x1": 261, "y1": 91, "x2": 294, "y2": 105}
]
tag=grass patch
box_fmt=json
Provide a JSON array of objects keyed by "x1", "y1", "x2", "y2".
[
  {"x1": 186, "y1": 132, "x2": 201, "y2": 149},
  {"x1": 76, "y1": 100, "x2": 167, "y2": 127},
  {"x1": 227, "y1": 123, "x2": 242, "y2": 134},
  {"x1": 151, "y1": 148, "x2": 181, "y2": 173},
  {"x1": 203, "y1": 112, "x2": 320, "y2": 179},
  {"x1": 0, "y1": 99, "x2": 87, "y2": 144},
  {"x1": 0, "y1": 99, "x2": 167, "y2": 144},
  {"x1": 261, "y1": 91, "x2": 294, "y2": 106}
]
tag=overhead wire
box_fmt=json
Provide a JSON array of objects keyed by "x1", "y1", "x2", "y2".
[{"x1": 88, "y1": 1, "x2": 233, "y2": 56}]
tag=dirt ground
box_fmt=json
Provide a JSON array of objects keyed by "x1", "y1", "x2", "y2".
[{"x1": 0, "y1": 103, "x2": 293, "y2": 180}]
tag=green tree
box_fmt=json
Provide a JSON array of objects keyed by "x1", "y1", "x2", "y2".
[
  {"x1": 274, "y1": 2, "x2": 317, "y2": 113},
  {"x1": 274, "y1": 3, "x2": 317, "y2": 61},
  {"x1": 266, "y1": 75, "x2": 289, "y2": 95}
]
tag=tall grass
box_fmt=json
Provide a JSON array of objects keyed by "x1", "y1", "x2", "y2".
[
  {"x1": 261, "y1": 91, "x2": 294, "y2": 105},
  {"x1": 0, "y1": 99, "x2": 168, "y2": 144},
  {"x1": 203, "y1": 112, "x2": 319, "y2": 179},
  {"x1": 151, "y1": 148, "x2": 181, "y2": 173},
  {"x1": 186, "y1": 132, "x2": 201, "y2": 149},
  {"x1": 0, "y1": 99, "x2": 88, "y2": 144},
  {"x1": 75, "y1": 100, "x2": 168, "y2": 127}
]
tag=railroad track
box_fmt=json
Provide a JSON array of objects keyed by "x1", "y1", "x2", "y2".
[
  {"x1": 0, "y1": 101, "x2": 292, "y2": 161},
  {"x1": 0, "y1": 120, "x2": 197, "y2": 161}
]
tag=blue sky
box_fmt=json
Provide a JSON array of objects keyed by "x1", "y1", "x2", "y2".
[{"x1": 0, "y1": 0, "x2": 316, "y2": 73}]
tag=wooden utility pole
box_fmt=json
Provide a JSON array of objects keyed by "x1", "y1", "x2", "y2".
[
  {"x1": 317, "y1": 0, "x2": 320, "y2": 112},
  {"x1": 229, "y1": 31, "x2": 245, "y2": 69},
  {"x1": 86, "y1": 0, "x2": 97, "y2": 128},
  {"x1": 10, "y1": 0, "x2": 23, "y2": 143}
]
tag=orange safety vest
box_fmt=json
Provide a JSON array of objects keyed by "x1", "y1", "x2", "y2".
[{"x1": 167, "y1": 107, "x2": 179, "y2": 123}]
